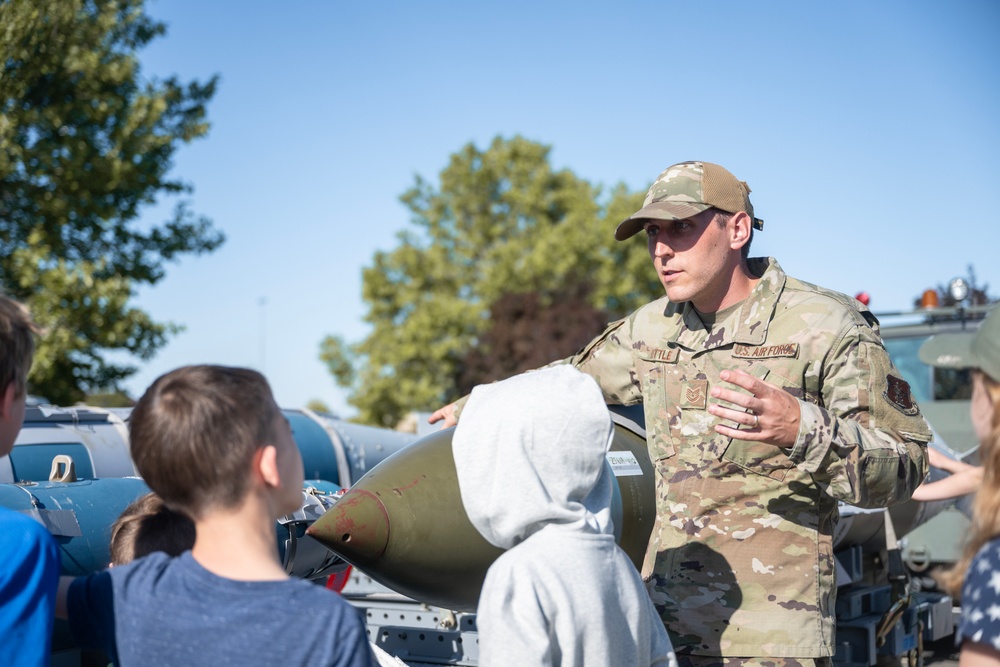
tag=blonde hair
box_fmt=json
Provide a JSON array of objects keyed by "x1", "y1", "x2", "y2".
[{"x1": 939, "y1": 369, "x2": 1000, "y2": 597}]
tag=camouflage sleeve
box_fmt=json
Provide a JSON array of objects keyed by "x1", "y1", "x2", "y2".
[
  {"x1": 455, "y1": 317, "x2": 641, "y2": 421},
  {"x1": 788, "y1": 324, "x2": 931, "y2": 508},
  {"x1": 568, "y1": 317, "x2": 644, "y2": 406},
  {"x1": 452, "y1": 393, "x2": 471, "y2": 421}
]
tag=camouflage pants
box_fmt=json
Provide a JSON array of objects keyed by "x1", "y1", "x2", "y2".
[{"x1": 676, "y1": 657, "x2": 832, "y2": 667}]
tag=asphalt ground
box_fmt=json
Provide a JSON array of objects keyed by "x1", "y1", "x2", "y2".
[{"x1": 922, "y1": 636, "x2": 961, "y2": 667}]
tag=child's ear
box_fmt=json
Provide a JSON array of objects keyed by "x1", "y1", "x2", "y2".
[
  {"x1": 0, "y1": 382, "x2": 15, "y2": 419},
  {"x1": 256, "y1": 445, "x2": 281, "y2": 488}
]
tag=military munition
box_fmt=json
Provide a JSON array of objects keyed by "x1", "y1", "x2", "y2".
[
  {"x1": 1, "y1": 404, "x2": 419, "y2": 582},
  {"x1": 0, "y1": 476, "x2": 348, "y2": 578},
  {"x1": 3, "y1": 405, "x2": 417, "y2": 489},
  {"x1": 306, "y1": 406, "x2": 656, "y2": 611}
]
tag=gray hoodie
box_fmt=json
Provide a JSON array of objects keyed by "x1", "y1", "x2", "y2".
[{"x1": 453, "y1": 365, "x2": 676, "y2": 667}]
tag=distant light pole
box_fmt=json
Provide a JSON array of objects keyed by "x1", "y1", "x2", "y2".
[{"x1": 258, "y1": 297, "x2": 267, "y2": 373}]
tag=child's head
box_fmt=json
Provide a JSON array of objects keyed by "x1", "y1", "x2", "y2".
[
  {"x1": 452, "y1": 365, "x2": 615, "y2": 550},
  {"x1": 110, "y1": 492, "x2": 196, "y2": 566},
  {"x1": 967, "y1": 306, "x2": 1000, "y2": 454},
  {"x1": 0, "y1": 294, "x2": 38, "y2": 456},
  {"x1": 925, "y1": 306, "x2": 1000, "y2": 594},
  {"x1": 922, "y1": 306, "x2": 1000, "y2": 450},
  {"x1": 129, "y1": 365, "x2": 302, "y2": 520}
]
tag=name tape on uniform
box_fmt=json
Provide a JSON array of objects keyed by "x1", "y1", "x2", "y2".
[{"x1": 732, "y1": 343, "x2": 800, "y2": 359}]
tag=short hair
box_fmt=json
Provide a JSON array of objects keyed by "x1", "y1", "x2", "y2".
[
  {"x1": 713, "y1": 209, "x2": 753, "y2": 260},
  {"x1": 0, "y1": 294, "x2": 38, "y2": 397},
  {"x1": 110, "y1": 492, "x2": 195, "y2": 566},
  {"x1": 128, "y1": 365, "x2": 279, "y2": 519}
]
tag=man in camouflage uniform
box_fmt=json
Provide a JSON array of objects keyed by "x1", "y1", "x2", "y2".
[{"x1": 431, "y1": 160, "x2": 930, "y2": 666}]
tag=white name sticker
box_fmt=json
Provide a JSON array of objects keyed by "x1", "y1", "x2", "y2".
[{"x1": 606, "y1": 451, "x2": 642, "y2": 477}]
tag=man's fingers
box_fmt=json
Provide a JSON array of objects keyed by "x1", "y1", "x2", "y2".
[
  {"x1": 718, "y1": 369, "x2": 758, "y2": 392},
  {"x1": 428, "y1": 403, "x2": 456, "y2": 426},
  {"x1": 714, "y1": 422, "x2": 764, "y2": 440},
  {"x1": 715, "y1": 369, "x2": 800, "y2": 449},
  {"x1": 711, "y1": 386, "x2": 756, "y2": 411},
  {"x1": 708, "y1": 403, "x2": 758, "y2": 427}
]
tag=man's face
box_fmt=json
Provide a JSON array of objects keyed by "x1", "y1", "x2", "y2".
[
  {"x1": 971, "y1": 373, "x2": 994, "y2": 448},
  {"x1": 0, "y1": 384, "x2": 26, "y2": 458},
  {"x1": 644, "y1": 209, "x2": 740, "y2": 311}
]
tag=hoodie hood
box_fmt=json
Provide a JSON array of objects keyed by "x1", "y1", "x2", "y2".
[{"x1": 452, "y1": 366, "x2": 615, "y2": 550}]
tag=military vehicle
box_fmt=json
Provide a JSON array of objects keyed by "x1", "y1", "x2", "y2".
[{"x1": 875, "y1": 288, "x2": 993, "y2": 574}]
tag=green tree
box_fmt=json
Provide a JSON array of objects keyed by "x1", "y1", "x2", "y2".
[
  {"x1": 0, "y1": 0, "x2": 223, "y2": 404},
  {"x1": 85, "y1": 390, "x2": 135, "y2": 408},
  {"x1": 456, "y1": 282, "x2": 610, "y2": 396},
  {"x1": 305, "y1": 399, "x2": 333, "y2": 415},
  {"x1": 321, "y1": 136, "x2": 657, "y2": 427}
]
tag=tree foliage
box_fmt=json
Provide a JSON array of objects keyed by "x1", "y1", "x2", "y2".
[
  {"x1": 322, "y1": 136, "x2": 657, "y2": 427},
  {"x1": 85, "y1": 390, "x2": 135, "y2": 408},
  {"x1": 0, "y1": 0, "x2": 223, "y2": 403},
  {"x1": 305, "y1": 399, "x2": 333, "y2": 415},
  {"x1": 456, "y1": 282, "x2": 609, "y2": 396}
]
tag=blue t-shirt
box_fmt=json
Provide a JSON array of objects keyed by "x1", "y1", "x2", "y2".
[
  {"x1": 0, "y1": 508, "x2": 60, "y2": 667},
  {"x1": 68, "y1": 551, "x2": 373, "y2": 667},
  {"x1": 958, "y1": 536, "x2": 1000, "y2": 652}
]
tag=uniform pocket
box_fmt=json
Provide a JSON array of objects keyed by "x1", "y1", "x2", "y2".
[
  {"x1": 721, "y1": 438, "x2": 795, "y2": 481},
  {"x1": 638, "y1": 354, "x2": 677, "y2": 461},
  {"x1": 720, "y1": 365, "x2": 796, "y2": 481}
]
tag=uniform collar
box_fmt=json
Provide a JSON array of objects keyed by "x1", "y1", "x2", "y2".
[{"x1": 671, "y1": 258, "x2": 786, "y2": 351}]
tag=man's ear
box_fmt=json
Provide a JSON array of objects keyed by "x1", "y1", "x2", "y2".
[
  {"x1": 255, "y1": 445, "x2": 281, "y2": 489},
  {"x1": 0, "y1": 382, "x2": 16, "y2": 419},
  {"x1": 729, "y1": 211, "x2": 752, "y2": 251}
]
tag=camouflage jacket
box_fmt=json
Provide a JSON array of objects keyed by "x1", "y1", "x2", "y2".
[{"x1": 568, "y1": 258, "x2": 930, "y2": 658}]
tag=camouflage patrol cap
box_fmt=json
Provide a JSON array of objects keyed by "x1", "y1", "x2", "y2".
[
  {"x1": 614, "y1": 161, "x2": 765, "y2": 241},
  {"x1": 919, "y1": 306, "x2": 1000, "y2": 381}
]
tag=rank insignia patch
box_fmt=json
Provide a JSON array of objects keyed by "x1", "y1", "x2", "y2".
[
  {"x1": 680, "y1": 380, "x2": 708, "y2": 410},
  {"x1": 884, "y1": 375, "x2": 918, "y2": 415}
]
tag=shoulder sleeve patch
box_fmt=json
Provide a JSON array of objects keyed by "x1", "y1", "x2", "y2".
[
  {"x1": 884, "y1": 375, "x2": 918, "y2": 416},
  {"x1": 866, "y1": 342, "x2": 931, "y2": 442}
]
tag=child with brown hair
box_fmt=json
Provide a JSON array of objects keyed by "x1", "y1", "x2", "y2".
[
  {"x1": 57, "y1": 365, "x2": 373, "y2": 666},
  {"x1": 0, "y1": 294, "x2": 59, "y2": 667},
  {"x1": 109, "y1": 492, "x2": 195, "y2": 566}
]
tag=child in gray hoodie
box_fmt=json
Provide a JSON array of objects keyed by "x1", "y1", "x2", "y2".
[{"x1": 453, "y1": 365, "x2": 677, "y2": 667}]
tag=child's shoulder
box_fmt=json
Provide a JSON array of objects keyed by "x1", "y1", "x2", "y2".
[
  {"x1": 90, "y1": 550, "x2": 177, "y2": 598},
  {"x1": 276, "y1": 576, "x2": 354, "y2": 609},
  {"x1": 0, "y1": 506, "x2": 58, "y2": 560}
]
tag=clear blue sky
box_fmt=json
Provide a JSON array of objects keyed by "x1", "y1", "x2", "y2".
[{"x1": 123, "y1": 0, "x2": 1000, "y2": 418}]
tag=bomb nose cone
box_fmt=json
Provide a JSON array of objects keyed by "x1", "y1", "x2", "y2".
[
  {"x1": 303, "y1": 422, "x2": 656, "y2": 611},
  {"x1": 306, "y1": 488, "x2": 389, "y2": 566}
]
